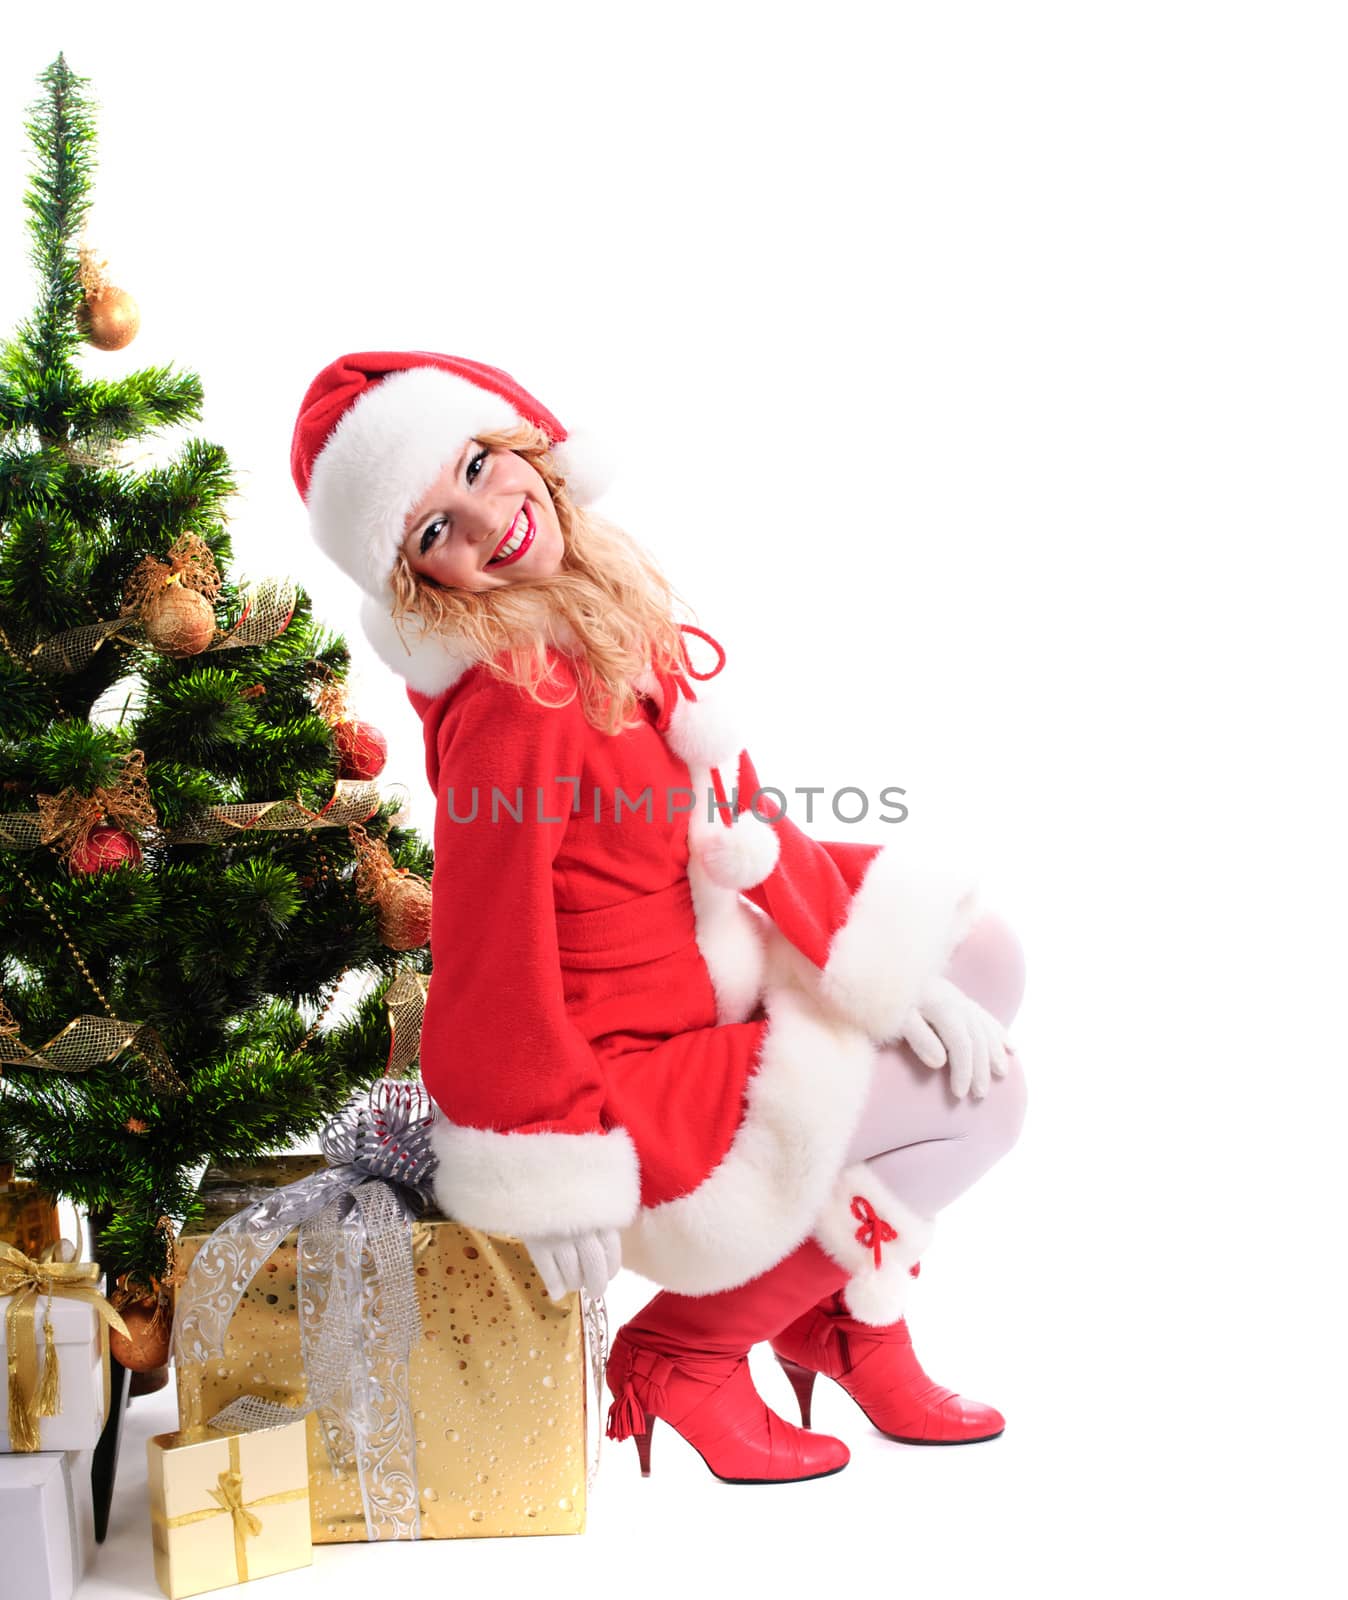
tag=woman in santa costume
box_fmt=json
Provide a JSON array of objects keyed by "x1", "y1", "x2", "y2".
[{"x1": 290, "y1": 350, "x2": 1029, "y2": 1485}]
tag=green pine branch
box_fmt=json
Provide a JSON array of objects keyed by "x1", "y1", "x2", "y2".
[
  {"x1": 67, "y1": 368, "x2": 205, "y2": 443},
  {"x1": 19, "y1": 55, "x2": 95, "y2": 384}
]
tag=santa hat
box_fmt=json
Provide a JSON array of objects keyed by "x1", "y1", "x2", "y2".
[{"x1": 290, "y1": 351, "x2": 612, "y2": 689}]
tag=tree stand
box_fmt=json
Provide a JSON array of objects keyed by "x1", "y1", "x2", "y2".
[{"x1": 90, "y1": 1351, "x2": 132, "y2": 1544}]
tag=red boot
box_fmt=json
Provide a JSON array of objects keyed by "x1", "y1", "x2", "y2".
[
  {"x1": 606, "y1": 1239, "x2": 852, "y2": 1484},
  {"x1": 771, "y1": 1287, "x2": 1006, "y2": 1445}
]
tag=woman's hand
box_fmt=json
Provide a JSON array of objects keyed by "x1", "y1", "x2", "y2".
[
  {"x1": 899, "y1": 977, "x2": 1010, "y2": 1100},
  {"x1": 522, "y1": 1227, "x2": 623, "y2": 1302}
]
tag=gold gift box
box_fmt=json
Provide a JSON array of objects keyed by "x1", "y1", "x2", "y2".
[
  {"x1": 147, "y1": 1421, "x2": 312, "y2": 1598},
  {"x1": 176, "y1": 1157, "x2": 587, "y2": 1541},
  {"x1": 0, "y1": 1179, "x2": 61, "y2": 1259}
]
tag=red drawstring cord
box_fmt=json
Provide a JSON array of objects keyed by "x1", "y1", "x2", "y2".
[
  {"x1": 649, "y1": 625, "x2": 743, "y2": 832},
  {"x1": 677, "y1": 623, "x2": 727, "y2": 682},
  {"x1": 850, "y1": 1195, "x2": 899, "y2": 1269},
  {"x1": 651, "y1": 623, "x2": 727, "y2": 734}
]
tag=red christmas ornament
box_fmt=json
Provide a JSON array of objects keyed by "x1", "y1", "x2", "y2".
[
  {"x1": 334, "y1": 718, "x2": 388, "y2": 781},
  {"x1": 68, "y1": 823, "x2": 142, "y2": 875}
]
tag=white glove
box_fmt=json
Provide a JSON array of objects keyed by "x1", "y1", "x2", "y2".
[
  {"x1": 521, "y1": 1228, "x2": 622, "y2": 1303},
  {"x1": 899, "y1": 977, "x2": 1010, "y2": 1100}
]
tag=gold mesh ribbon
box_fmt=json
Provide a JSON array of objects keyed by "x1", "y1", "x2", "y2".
[
  {"x1": 0, "y1": 1241, "x2": 130, "y2": 1452},
  {"x1": 153, "y1": 1432, "x2": 309, "y2": 1582},
  {"x1": 0, "y1": 1012, "x2": 184, "y2": 1096},
  {"x1": 383, "y1": 969, "x2": 429, "y2": 1080},
  {"x1": 10, "y1": 576, "x2": 298, "y2": 677},
  {"x1": 167, "y1": 780, "x2": 381, "y2": 844},
  {"x1": 349, "y1": 824, "x2": 432, "y2": 951},
  {"x1": 213, "y1": 577, "x2": 298, "y2": 652},
  {"x1": 3, "y1": 773, "x2": 378, "y2": 853},
  {"x1": 32, "y1": 748, "x2": 156, "y2": 864}
]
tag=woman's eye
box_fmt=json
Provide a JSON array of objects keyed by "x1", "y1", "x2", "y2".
[
  {"x1": 466, "y1": 448, "x2": 489, "y2": 485},
  {"x1": 419, "y1": 518, "x2": 446, "y2": 555}
]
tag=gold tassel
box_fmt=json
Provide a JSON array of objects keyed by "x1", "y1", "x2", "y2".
[
  {"x1": 36, "y1": 1312, "x2": 61, "y2": 1418},
  {"x1": 8, "y1": 1355, "x2": 40, "y2": 1452}
]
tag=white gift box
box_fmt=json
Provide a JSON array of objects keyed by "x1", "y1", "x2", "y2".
[
  {"x1": 0, "y1": 1293, "x2": 108, "y2": 1452},
  {"x1": 0, "y1": 1448, "x2": 95, "y2": 1600}
]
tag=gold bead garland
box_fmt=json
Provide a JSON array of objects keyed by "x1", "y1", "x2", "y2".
[{"x1": 4, "y1": 861, "x2": 183, "y2": 1094}]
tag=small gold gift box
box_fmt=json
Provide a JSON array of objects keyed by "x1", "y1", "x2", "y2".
[{"x1": 147, "y1": 1422, "x2": 312, "y2": 1598}]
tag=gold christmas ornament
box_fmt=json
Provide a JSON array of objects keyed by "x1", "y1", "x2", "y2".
[
  {"x1": 109, "y1": 1291, "x2": 173, "y2": 1372},
  {"x1": 77, "y1": 286, "x2": 140, "y2": 351},
  {"x1": 142, "y1": 580, "x2": 217, "y2": 655},
  {"x1": 121, "y1": 535, "x2": 222, "y2": 657},
  {"x1": 76, "y1": 241, "x2": 139, "y2": 351},
  {"x1": 349, "y1": 823, "x2": 432, "y2": 950},
  {"x1": 377, "y1": 874, "x2": 433, "y2": 951}
]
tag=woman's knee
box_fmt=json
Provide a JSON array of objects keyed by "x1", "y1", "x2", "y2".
[
  {"x1": 981, "y1": 1046, "x2": 1029, "y2": 1164},
  {"x1": 947, "y1": 909, "x2": 1026, "y2": 1028}
]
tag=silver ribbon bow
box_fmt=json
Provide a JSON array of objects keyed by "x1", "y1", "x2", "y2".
[{"x1": 172, "y1": 1082, "x2": 436, "y2": 1541}]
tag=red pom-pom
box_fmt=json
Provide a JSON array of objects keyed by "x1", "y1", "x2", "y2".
[
  {"x1": 334, "y1": 719, "x2": 388, "y2": 781},
  {"x1": 68, "y1": 824, "x2": 142, "y2": 875}
]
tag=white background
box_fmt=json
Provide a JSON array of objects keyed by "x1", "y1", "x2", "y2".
[{"x1": 4, "y1": 4, "x2": 1344, "y2": 1597}]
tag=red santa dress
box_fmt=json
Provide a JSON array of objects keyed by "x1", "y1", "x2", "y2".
[{"x1": 407, "y1": 625, "x2": 981, "y2": 1324}]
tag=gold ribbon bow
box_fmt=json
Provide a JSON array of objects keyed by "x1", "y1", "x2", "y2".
[
  {"x1": 158, "y1": 1433, "x2": 308, "y2": 1583},
  {"x1": 0, "y1": 1240, "x2": 131, "y2": 1452},
  {"x1": 209, "y1": 1466, "x2": 264, "y2": 1577},
  {"x1": 35, "y1": 748, "x2": 157, "y2": 864}
]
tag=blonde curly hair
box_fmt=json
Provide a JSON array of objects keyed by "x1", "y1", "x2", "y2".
[{"x1": 388, "y1": 421, "x2": 699, "y2": 737}]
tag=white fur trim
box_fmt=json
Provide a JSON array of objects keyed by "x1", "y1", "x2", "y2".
[
  {"x1": 681, "y1": 756, "x2": 770, "y2": 1025},
  {"x1": 631, "y1": 667, "x2": 763, "y2": 1025},
  {"x1": 620, "y1": 982, "x2": 875, "y2": 1294},
  {"x1": 686, "y1": 856, "x2": 769, "y2": 1026},
  {"x1": 694, "y1": 809, "x2": 781, "y2": 890},
  {"x1": 667, "y1": 689, "x2": 743, "y2": 771},
  {"x1": 550, "y1": 426, "x2": 615, "y2": 506},
  {"x1": 818, "y1": 847, "x2": 982, "y2": 1045},
  {"x1": 358, "y1": 601, "x2": 587, "y2": 697},
  {"x1": 358, "y1": 591, "x2": 479, "y2": 696},
  {"x1": 813, "y1": 1165, "x2": 934, "y2": 1325},
  {"x1": 633, "y1": 665, "x2": 744, "y2": 772},
  {"x1": 428, "y1": 1117, "x2": 640, "y2": 1237},
  {"x1": 308, "y1": 367, "x2": 520, "y2": 599}
]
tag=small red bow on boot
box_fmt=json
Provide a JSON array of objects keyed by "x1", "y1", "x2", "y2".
[{"x1": 850, "y1": 1196, "x2": 898, "y2": 1268}]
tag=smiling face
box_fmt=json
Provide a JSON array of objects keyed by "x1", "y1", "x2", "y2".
[{"x1": 399, "y1": 442, "x2": 565, "y2": 592}]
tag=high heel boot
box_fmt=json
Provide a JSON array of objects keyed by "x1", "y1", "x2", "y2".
[
  {"x1": 771, "y1": 1283, "x2": 1005, "y2": 1445},
  {"x1": 606, "y1": 1239, "x2": 852, "y2": 1483}
]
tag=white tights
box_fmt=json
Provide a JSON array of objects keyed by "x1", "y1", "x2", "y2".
[{"x1": 847, "y1": 912, "x2": 1029, "y2": 1216}]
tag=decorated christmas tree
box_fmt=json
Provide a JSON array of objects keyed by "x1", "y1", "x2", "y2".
[{"x1": 0, "y1": 57, "x2": 432, "y2": 1353}]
